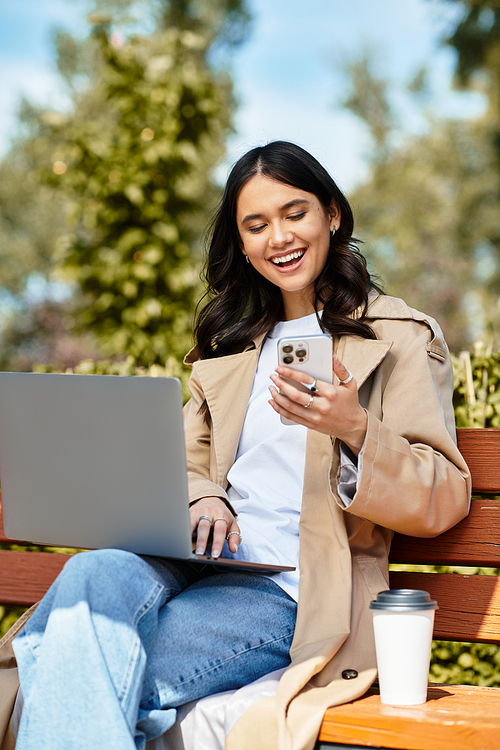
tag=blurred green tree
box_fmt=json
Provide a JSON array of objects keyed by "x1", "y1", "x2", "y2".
[
  {"x1": 441, "y1": 0, "x2": 500, "y2": 162},
  {"x1": 0, "y1": 0, "x2": 250, "y2": 369},
  {"x1": 342, "y1": 51, "x2": 499, "y2": 351},
  {"x1": 0, "y1": 148, "x2": 63, "y2": 304},
  {"x1": 0, "y1": 102, "x2": 99, "y2": 371}
]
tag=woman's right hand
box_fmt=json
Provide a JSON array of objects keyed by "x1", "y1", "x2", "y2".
[{"x1": 190, "y1": 497, "x2": 241, "y2": 558}]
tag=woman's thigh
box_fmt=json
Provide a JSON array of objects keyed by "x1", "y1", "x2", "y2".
[{"x1": 141, "y1": 573, "x2": 297, "y2": 711}]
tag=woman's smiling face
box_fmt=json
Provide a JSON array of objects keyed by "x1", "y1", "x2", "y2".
[{"x1": 236, "y1": 175, "x2": 340, "y2": 319}]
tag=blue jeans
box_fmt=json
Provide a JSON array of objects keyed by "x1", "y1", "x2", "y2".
[{"x1": 13, "y1": 549, "x2": 297, "y2": 750}]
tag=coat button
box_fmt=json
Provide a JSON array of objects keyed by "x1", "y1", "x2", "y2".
[{"x1": 342, "y1": 669, "x2": 358, "y2": 680}]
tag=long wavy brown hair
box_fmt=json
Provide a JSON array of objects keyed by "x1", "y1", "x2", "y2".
[{"x1": 194, "y1": 141, "x2": 381, "y2": 359}]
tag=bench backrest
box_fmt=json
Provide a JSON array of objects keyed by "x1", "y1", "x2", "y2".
[
  {"x1": 1, "y1": 428, "x2": 500, "y2": 644},
  {"x1": 390, "y1": 429, "x2": 500, "y2": 643}
]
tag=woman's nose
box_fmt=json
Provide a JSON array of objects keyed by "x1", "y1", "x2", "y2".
[{"x1": 269, "y1": 223, "x2": 293, "y2": 247}]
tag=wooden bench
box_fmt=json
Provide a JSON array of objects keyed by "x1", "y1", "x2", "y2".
[{"x1": 1, "y1": 428, "x2": 500, "y2": 749}]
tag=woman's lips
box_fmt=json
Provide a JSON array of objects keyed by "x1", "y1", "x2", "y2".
[{"x1": 269, "y1": 249, "x2": 306, "y2": 268}]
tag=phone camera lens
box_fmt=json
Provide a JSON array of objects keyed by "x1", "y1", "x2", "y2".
[
  {"x1": 295, "y1": 348, "x2": 306, "y2": 358},
  {"x1": 283, "y1": 345, "x2": 293, "y2": 353},
  {"x1": 283, "y1": 356, "x2": 293, "y2": 364}
]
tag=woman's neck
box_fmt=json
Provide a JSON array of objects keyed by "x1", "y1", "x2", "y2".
[{"x1": 282, "y1": 291, "x2": 323, "y2": 321}]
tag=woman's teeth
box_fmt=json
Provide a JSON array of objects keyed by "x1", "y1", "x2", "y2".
[{"x1": 271, "y1": 250, "x2": 305, "y2": 266}]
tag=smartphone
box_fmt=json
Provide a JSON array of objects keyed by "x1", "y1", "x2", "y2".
[{"x1": 277, "y1": 334, "x2": 333, "y2": 425}]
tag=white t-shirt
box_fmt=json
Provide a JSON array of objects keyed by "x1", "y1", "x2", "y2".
[{"x1": 219, "y1": 312, "x2": 360, "y2": 602}]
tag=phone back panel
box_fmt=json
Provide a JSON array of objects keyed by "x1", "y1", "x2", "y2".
[{"x1": 277, "y1": 334, "x2": 332, "y2": 424}]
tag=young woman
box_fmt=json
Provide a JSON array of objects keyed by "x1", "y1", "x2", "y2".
[{"x1": 0, "y1": 141, "x2": 470, "y2": 750}]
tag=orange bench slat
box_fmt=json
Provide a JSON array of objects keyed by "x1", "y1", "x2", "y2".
[
  {"x1": 390, "y1": 498, "x2": 500, "y2": 568},
  {"x1": 319, "y1": 684, "x2": 500, "y2": 750},
  {"x1": 457, "y1": 429, "x2": 500, "y2": 494},
  {"x1": 0, "y1": 550, "x2": 71, "y2": 606}
]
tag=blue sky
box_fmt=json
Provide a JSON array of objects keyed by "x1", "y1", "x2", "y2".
[{"x1": 0, "y1": 0, "x2": 485, "y2": 191}]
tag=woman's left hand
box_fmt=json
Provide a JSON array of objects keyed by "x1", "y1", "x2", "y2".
[{"x1": 269, "y1": 355, "x2": 368, "y2": 455}]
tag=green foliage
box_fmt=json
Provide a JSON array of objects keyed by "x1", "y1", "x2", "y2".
[
  {"x1": 442, "y1": 0, "x2": 500, "y2": 162},
  {"x1": 431, "y1": 640, "x2": 500, "y2": 687},
  {"x1": 443, "y1": 0, "x2": 500, "y2": 85},
  {"x1": 343, "y1": 46, "x2": 500, "y2": 351},
  {"x1": 452, "y1": 345, "x2": 500, "y2": 426},
  {"x1": 343, "y1": 54, "x2": 395, "y2": 158},
  {"x1": 355, "y1": 121, "x2": 498, "y2": 351},
  {"x1": 37, "y1": 23, "x2": 233, "y2": 366},
  {"x1": 0, "y1": 0, "x2": 249, "y2": 373},
  {"x1": 0, "y1": 147, "x2": 68, "y2": 304},
  {"x1": 0, "y1": 606, "x2": 28, "y2": 639}
]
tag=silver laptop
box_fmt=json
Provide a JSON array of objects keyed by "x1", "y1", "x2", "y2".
[{"x1": 0, "y1": 372, "x2": 294, "y2": 574}]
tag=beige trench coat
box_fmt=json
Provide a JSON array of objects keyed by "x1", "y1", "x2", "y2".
[{"x1": 0, "y1": 294, "x2": 470, "y2": 750}]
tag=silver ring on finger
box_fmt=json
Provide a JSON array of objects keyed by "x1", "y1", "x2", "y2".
[
  {"x1": 338, "y1": 370, "x2": 353, "y2": 385},
  {"x1": 226, "y1": 531, "x2": 242, "y2": 542},
  {"x1": 304, "y1": 394, "x2": 314, "y2": 408},
  {"x1": 308, "y1": 379, "x2": 318, "y2": 393},
  {"x1": 213, "y1": 517, "x2": 228, "y2": 525},
  {"x1": 198, "y1": 514, "x2": 213, "y2": 524}
]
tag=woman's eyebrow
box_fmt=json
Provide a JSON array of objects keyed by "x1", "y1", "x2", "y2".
[
  {"x1": 280, "y1": 198, "x2": 311, "y2": 211},
  {"x1": 240, "y1": 212, "x2": 264, "y2": 225},
  {"x1": 240, "y1": 199, "x2": 311, "y2": 226}
]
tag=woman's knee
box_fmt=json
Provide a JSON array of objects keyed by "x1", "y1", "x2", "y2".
[
  {"x1": 34, "y1": 549, "x2": 173, "y2": 633},
  {"x1": 62, "y1": 548, "x2": 140, "y2": 578},
  {"x1": 55, "y1": 550, "x2": 187, "y2": 613},
  {"x1": 56, "y1": 548, "x2": 154, "y2": 601}
]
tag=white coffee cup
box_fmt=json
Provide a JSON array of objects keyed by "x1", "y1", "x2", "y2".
[{"x1": 370, "y1": 589, "x2": 438, "y2": 706}]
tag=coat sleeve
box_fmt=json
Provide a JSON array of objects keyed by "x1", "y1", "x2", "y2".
[
  {"x1": 338, "y1": 324, "x2": 471, "y2": 537},
  {"x1": 182, "y1": 366, "x2": 233, "y2": 509}
]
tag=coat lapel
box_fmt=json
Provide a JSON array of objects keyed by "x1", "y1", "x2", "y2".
[
  {"x1": 191, "y1": 342, "x2": 262, "y2": 485},
  {"x1": 337, "y1": 336, "x2": 393, "y2": 389}
]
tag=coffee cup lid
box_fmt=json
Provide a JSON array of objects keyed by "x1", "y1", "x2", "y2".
[{"x1": 370, "y1": 589, "x2": 438, "y2": 611}]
